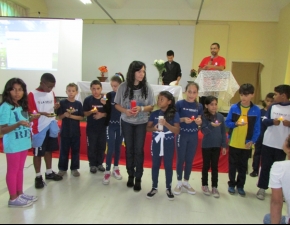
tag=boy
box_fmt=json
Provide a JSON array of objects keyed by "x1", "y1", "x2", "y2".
[
  {"x1": 57, "y1": 83, "x2": 84, "y2": 177},
  {"x1": 263, "y1": 135, "x2": 290, "y2": 224},
  {"x1": 225, "y1": 83, "x2": 261, "y2": 197},
  {"x1": 28, "y1": 73, "x2": 63, "y2": 189},
  {"x1": 250, "y1": 92, "x2": 274, "y2": 177},
  {"x1": 83, "y1": 80, "x2": 109, "y2": 174},
  {"x1": 257, "y1": 85, "x2": 290, "y2": 201}
]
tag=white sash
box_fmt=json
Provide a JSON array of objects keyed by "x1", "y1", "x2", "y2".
[{"x1": 154, "y1": 131, "x2": 173, "y2": 156}]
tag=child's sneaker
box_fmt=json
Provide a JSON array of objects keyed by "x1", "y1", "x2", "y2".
[
  {"x1": 35, "y1": 176, "x2": 46, "y2": 189},
  {"x1": 183, "y1": 183, "x2": 196, "y2": 195},
  {"x1": 237, "y1": 188, "x2": 246, "y2": 197},
  {"x1": 71, "y1": 170, "x2": 80, "y2": 177},
  {"x1": 45, "y1": 171, "x2": 63, "y2": 181},
  {"x1": 98, "y1": 165, "x2": 106, "y2": 172},
  {"x1": 173, "y1": 184, "x2": 183, "y2": 195},
  {"x1": 166, "y1": 189, "x2": 175, "y2": 201},
  {"x1": 90, "y1": 166, "x2": 97, "y2": 174},
  {"x1": 147, "y1": 188, "x2": 158, "y2": 199},
  {"x1": 112, "y1": 167, "x2": 122, "y2": 180},
  {"x1": 256, "y1": 188, "x2": 265, "y2": 200},
  {"x1": 8, "y1": 196, "x2": 33, "y2": 208},
  {"x1": 20, "y1": 194, "x2": 38, "y2": 202},
  {"x1": 212, "y1": 188, "x2": 220, "y2": 198},
  {"x1": 103, "y1": 171, "x2": 111, "y2": 185},
  {"x1": 58, "y1": 170, "x2": 67, "y2": 177},
  {"x1": 228, "y1": 187, "x2": 236, "y2": 195},
  {"x1": 202, "y1": 186, "x2": 211, "y2": 196}
]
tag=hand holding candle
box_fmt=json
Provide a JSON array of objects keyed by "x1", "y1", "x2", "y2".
[
  {"x1": 91, "y1": 106, "x2": 98, "y2": 113},
  {"x1": 278, "y1": 116, "x2": 284, "y2": 122},
  {"x1": 191, "y1": 116, "x2": 195, "y2": 121}
]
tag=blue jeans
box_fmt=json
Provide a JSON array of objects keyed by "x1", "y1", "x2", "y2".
[
  {"x1": 151, "y1": 138, "x2": 174, "y2": 189},
  {"x1": 263, "y1": 214, "x2": 287, "y2": 224},
  {"x1": 176, "y1": 132, "x2": 198, "y2": 181},
  {"x1": 106, "y1": 124, "x2": 123, "y2": 171},
  {"x1": 121, "y1": 120, "x2": 147, "y2": 179},
  {"x1": 58, "y1": 136, "x2": 80, "y2": 171}
]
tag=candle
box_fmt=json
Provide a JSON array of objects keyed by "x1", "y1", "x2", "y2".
[
  {"x1": 131, "y1": 100, "x2": 137, "y2": 109},
  {"x1": 241, "y1": 119, "x2": 245, "y2": 124},
  {"x1": 103, "y1": 94, "x2": 107, "y2": 100},
  {"x1": 191, "y1": 116, "x2": 195, "y2": 121},
  {"x1": 32, "y1": 110, "x2": 37, "y2": 114},
  {"x1": 278, "y1": 116, "x2": 284, "y2": 122},
  {"x1": 92, "y1": 106, "x2": 97, "y2": 112},
  {"x1": 158, "y1": 116, "x2": 164, "y2": 131},
  {"x1": 215, "y1": 120, "x2": 219, "y2": 124}
]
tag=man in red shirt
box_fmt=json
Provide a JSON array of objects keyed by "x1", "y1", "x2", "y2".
[
  {"x1": 198, "y1": 43, "x2": 226, "y2": 107},
  {"x1": 198, "y1": 43, "x2": 226, "y2": 73}
]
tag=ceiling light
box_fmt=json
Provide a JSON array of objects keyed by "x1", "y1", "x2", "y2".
[{"x1": 80, "y1": 0, "x2": 92, "y2": 4}]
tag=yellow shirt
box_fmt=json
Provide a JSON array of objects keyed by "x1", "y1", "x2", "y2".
[{"x1": 229, "y1": 106, "x2": 250, "y2": 149}]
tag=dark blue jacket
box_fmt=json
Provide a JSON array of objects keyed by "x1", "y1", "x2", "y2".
[{"x1": 225, "y1": 102, "x2": 261, "y2": 144}]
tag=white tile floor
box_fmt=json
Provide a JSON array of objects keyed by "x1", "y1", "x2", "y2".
[{"x1": 0, "y1": 153, "x2": 287, "y2": 224}]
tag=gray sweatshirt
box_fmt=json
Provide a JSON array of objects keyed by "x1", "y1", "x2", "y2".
[{"x1": 201, "y1": 112, "x2": 227, "y2": 149}]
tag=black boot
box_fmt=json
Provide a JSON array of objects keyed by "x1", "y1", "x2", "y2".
[
  {"x1": 127, "y1": 176, "x2": 134, "y2": 188},
  {"x1": 134, "y1": 178, "x2": 142, "y2": 192}
]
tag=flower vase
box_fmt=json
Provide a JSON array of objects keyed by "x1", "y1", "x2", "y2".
[
  {"x1": 101, "y1": 72, "x2": 105, "y2": 77},
  {"x1": 158, "y1": 72, "x2": 163, "y2": 85}
]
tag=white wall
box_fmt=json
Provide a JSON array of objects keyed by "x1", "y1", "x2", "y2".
[{"x1": 82, "y1": 24, "x2": 195, "y2": 89}]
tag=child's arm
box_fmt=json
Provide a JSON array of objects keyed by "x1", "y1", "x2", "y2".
[
  {"x1": 221, "y1": 116, "x2": 227, "y2": 149},
  {"x1": 251, "y1": 108, "x2": 261, "y2": 144},
  {"x1": 263, "y1": 105, "x2": 280, "y2": 127},
  {"x1": 146, "y1": 121, "x2": 158, "y2": 132},
  {"x1": 68, "y1": 114, "x2": 84, "y2": 121},
  {"x1": 225, "y1": 106, "x2": 236, "y2": 129},
  {"x1": 1, "y1": 122, "x2": 30, "y2": 135},
  {"x1": 164, "y1": 122, "x2": 180, "y2": 135}
]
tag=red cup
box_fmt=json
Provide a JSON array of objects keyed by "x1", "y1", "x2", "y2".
[{"x1": 131, "y1": 100, "x2": 137, "y2": 109}]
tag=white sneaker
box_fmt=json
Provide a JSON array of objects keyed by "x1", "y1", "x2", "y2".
[
  {"x1": 112, "y1": 167, "x2": 122, "y2": 180},
  {"x1": 183, "y1": 183, "x2": 196, "y2": 195},
  {"x1": 257, "y1": 188, "x2": 266, "y2": 200},
  {"x1": 102, "y1": 171, "x2": 111, "y2": 185}
]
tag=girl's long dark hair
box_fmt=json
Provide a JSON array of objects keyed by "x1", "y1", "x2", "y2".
[
  {"x1": 124, "y1": 61, "x2": 148, "y2": 100},
  {"x1": 111, "y1": 72, "x2": 125, "y2": 84},
  {"x1": 204, "y1": 96, "x2": 218, "y2": 121},
  {"x1": 0, "y1": 78, "x2": 28, "y2": 111},
  {"x1": 159, "y1": 91, "x2": 176, "y2": 122}
]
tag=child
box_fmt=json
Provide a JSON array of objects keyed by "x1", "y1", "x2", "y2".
[
  {"x1": 57, "y1": 83, "x2": 84, "y2": 177},
  {"x1": 257, "y1": 85, "x2": 290, "y2": 201},
  {"x1": 250, "y1": 92, "x2": 274, "y2": 177},
  {"x1": 0, "y1": 78, "x2": 37, "y2": 207},
  {"x1": 146, "y1": 91, "x2": 180, "y2": 200},
  {"x1": 28, "y1": 73, "x2": 63, "y2": 189},
  {"x1": 83, "y1": 80, "x2": 109, "y2": 174},
  {"x1": 173, "y1": 82, "x2": 203, "y2": 196},
  {"x1": 225, "y1": 83, "x2": 261, "y2": 197},
  {"x1": 103, "y1": 73, "x2": 125, "y2": 185},
  {"x1": 115, "y1": 61, "x2": 155, "y2": 192},
  {"x1": 263, "y1": 135, "x2": 290, "y2": 224},
  {"x1": 201, "y1": 96, "x2": 227, "y2": 198}
]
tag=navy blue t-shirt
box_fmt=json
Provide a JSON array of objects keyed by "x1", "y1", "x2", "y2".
[
  {"x1": 108, "y1": 91, "x2": 121, "y2": 125},
  {"x1": 176, "y1": 100, "x2": 203, "y2": 134},
  {"x1": 149, "y1": 109, "x2": 180, "y2": 140},
  {"x1": 83, "y1": 95, "x2": 107, "y2": 133},
  {"x1": 57, "y1": 99, "x2": 84, "y2": 137}
]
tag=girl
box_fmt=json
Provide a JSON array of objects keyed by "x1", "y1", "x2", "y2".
[
  {"x1": 103, "y1": 73, "x2": 125, "y2": 185},
  {"x1": 201, "y1": 96, "x2": 227, "y2": 198},
  {"x1": 115, "y1": 61, "x2": 155, "y2": 192},
  {"x1": 0, "y1": 78, "x2": 38, "y2": 208},
  {"x1": 173, "y1": 82, "x2": 203, "y2": 196},
  {"x1": 146, "y1": 91, "x2": 180, "y2": 200},
  {"x1": 250, "y1": 92, "x2": 274, "y2": 177}
]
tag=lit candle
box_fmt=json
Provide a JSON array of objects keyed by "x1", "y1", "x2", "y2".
[
  {"x1": 92, "y1": 106, "x2": 97, "y2": 112},
  {"x1": 103, "y1": 94, "x2": 107, "y2": 100},
  {"x1": 215, "y1": 120, "x2": 219, "y2": 124},
  {"x1": 279, "y1": 116, "x2": 284, "y2": 122},
  {"x1": 191, "y1": 116, "x2": 195, "y2": 121},
  {"x1": 33, "y1": 110, "x2": 37, "y2": 114},
  {"x1": 241, "y1": 119, "x2": 245, "y2": 124}
]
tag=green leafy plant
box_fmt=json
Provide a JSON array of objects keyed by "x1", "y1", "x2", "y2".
[{"x1": 190, "y1": 69, "x2": 197, "y2": 78}]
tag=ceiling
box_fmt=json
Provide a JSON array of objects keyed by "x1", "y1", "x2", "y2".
[{"x1": 44, "y1": 0, "x2": 290, "y2": 22}]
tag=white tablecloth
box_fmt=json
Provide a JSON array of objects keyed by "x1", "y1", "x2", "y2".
[
  {"x1": 76, "y1": 81, "x2": 183, "y2": 103},
  {"x1": 194, "y1": 71, "x2": 240, "y2": 102}
]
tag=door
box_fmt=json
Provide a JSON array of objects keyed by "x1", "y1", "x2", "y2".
[{"x1": 231, "y1": 62, "x2": 264, "y2": 104}]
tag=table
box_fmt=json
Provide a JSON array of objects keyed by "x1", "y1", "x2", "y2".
[
  {"x1": 0, "y1": 122, "x2": 229, "y2": 173},
  {"x1": 195, "y1": 71, "x2": 240, "y2": 103},
  {"x1": 76, "y1": 81, "x2": 184, "y2": 103}
]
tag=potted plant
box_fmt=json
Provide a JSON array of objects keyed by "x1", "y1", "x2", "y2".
[{"x1": 189, "y1": 69, "x2": 197, "y2": 82}]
